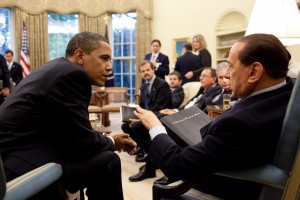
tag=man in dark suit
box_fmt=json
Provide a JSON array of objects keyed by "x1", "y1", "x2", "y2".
[
  {"x1": 121, "y1": 60, "x2": 172, "y2": 158},
  {"x1": 121, "y1": 60, "x2": 172, "y2": 181},
  {"x1": 160, "y1": 67, "x2": 217, "y2": 115},
  {"x1": 5, "y1": 50, "x2": 23, "y2": 86},
  {"x1": 145, "y1": 39, "x2": 170, "y2": 80},
  {"x1": 0, "y1": 32, "x2": 137, "y2": 200},
  {"x1": 174, "y1": 42, "x2": 199, "y2": 85},
  {"x1": 168, "y1": 71, "x2": 184, "y2": 109},
  {"x1": 0, "y1": 54, "x2": 11, "y2": 105},
  {"x1": 133, "y1": 33, "x2": 293, "y2": 199}
]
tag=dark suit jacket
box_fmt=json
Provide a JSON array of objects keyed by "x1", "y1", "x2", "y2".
[
  {"x1": 0, "y1": 57, "x2": 114, "y2": 175},
  {"x1": 197, "y1": 86, "x2": 233, "y2": 113},
  {"x1": 193, "y1": 48, "x2": 212, "y2": 77},
  {"x1": 0, "y1": 54, "x2": 11, "y2": 89},
  {"x1": 0, "y1": 55, "x2": 11, "y2": 104},
  {"x1": 139, "y1": 76, "x2": 172, "y2": 112},
  {"x1": 149, "y1": 78, "x2": 294, "y2": 199},
  {"x1": 10, "y1": 61, "x2": 23, "y2": 85},
  {"x1": 174, "y1": 51, "x2": 198, "y2": 85},
  {"x1": 145, "y1": 52, "x2": 170, "y2": 80},
  {"x1": 171, "y1": 87, "x2": 184, "y2": 109}
]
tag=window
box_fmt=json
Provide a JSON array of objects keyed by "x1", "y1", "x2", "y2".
[
  {"x1": 112, "y1": 13, "x2": 136, "y2": 103},
  {"x1": 0, "y1": 8, "x2": 11, "y2": 55},
  {"x1": 48, "y1": 13, "x2": 78, "y2": 60}
]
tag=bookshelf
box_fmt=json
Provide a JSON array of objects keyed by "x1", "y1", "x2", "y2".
[{"x1": 215, "y1": 10, "x2": 248, "y2": 64}]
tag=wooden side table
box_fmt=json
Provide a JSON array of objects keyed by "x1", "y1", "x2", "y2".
[{"x1": 206, "y1": 105, "x2": 227, "y2": 119}]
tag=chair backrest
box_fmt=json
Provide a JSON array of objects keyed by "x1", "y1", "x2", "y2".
[
  {"x1": 179, "y1": 82, "x2": 201, "y2": 108},
  {"x1": 0, "y1": 157, "x2": 6, "y2": 200},
  {"x1": 104, "y1": 87, "x2": 130, "y2": 104},
  {"x1": 274, "y1": 74, "x2": 300, "y2": 173}
]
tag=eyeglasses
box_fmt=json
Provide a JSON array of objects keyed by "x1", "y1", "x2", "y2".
[{"x1": 200, "y1": 74, "x2": 212, "y2": 78}]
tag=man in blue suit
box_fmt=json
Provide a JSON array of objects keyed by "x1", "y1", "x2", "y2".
[
  {"x1": 133, "y1": 33, "x2": 294, "y2": 199},
  {"x1": 145, "y1": 39, "x2": 170, "y2": 80}
]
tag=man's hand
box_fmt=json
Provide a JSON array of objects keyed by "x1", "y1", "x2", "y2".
[
  {"x1": 185, "y1": 71, "x2": 194, "y2": 79},
  {"x1": 0, "y1": 88, "x2": 10, "y2": 97},
  {"x1": 134, "y1": 106, "x2": 162, "y2": 130},
  {"x1": 128, "y1": 118, "x2": 139, "y2": 127},
  {"x1": 160, "y1": 108, "x2": 176, "y2": 115},
  {"x1": 110, "y1": 132, "x2": 137, "y2": 155}
]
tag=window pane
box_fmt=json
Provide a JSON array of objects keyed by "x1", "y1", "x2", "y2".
[
  {"x1": 123, "y1": 44, "x2": 131, "y2": 56},
  {"x1": 113, "y1": 29, "x2": 122, "y2": 43},
  {"x1": 0, "y1": 8, "x2": 11, "y2": 54},
  {"x1": 114, "y1": 44, "x2": 122, "y2": 57},
  {"x1": 48, "y1": 13, "x2": 78, "y2": 60},
  {"x1": 113, "y1": 59, "x2": 121, "y2": 73},
  {"x1": 114, "y1": 74, "x2": 121, "y2": 87},
  {"x1": 122, "y1": 60, "x2": 130, "y2": 73}
]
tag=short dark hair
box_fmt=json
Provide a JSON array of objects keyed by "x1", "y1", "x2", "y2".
[
  {"x1": 184, "y1": 42, "x2": 192, "y2": 51},
  {"x1": 65, "y1": 32, "x2": 108, "y2": 57},
  {"x1": 170, "y1": 71, "x2": 182, "y2": 80},
  {"x1": 151, "y1": 39, "x2": 161, "y2": 47},
  {"x1": 5, "y1": 49, "x2": 13, "y2": 56},
  {"x1": 202, "y1": 67, "x2": 216, "y2": 78},
  {"x1": 139, "y1": 60, "x2": 155, "y2": 71},
  {"x1": 238, "y1": 33, "x2": 289, "y2": 79}
]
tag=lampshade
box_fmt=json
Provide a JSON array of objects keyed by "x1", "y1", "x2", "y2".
[{"x1": 245, "y1": 0, "x2": 300, "y2": 46}]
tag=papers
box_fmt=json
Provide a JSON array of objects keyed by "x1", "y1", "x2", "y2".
[
  {"x1": 121, "y1": 104, "x2": 138, "y2": 123},
  {"x1": 160, "y1": 105, "x2": 212, "y2": 145}
]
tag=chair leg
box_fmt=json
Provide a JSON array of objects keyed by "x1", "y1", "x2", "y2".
[{"x1": 102, "y1": 112, "x2": 110, "y2": 127}]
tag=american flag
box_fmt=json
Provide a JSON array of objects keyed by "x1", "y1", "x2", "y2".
[{"x1": 20, "y1": 20, "x2": 30, "y2": 77}]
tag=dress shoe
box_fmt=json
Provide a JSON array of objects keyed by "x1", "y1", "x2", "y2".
[
  {"x1": 133, "y1": 147, "x2": 142, "y2": 155},
  {"x1": 129, "y1": 165, "x2": 156, "y2": 182},
  {"x1": 135, "y1": 152, "x2": 148, "y2": 162},
  {"x1": 154, "y1": 175, "x2": 172, "y2": 185}
]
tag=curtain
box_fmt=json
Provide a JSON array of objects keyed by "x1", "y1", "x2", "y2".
[
  {"x1": 79, "y1": 13, "x2": 107, "y2": 36},
  {"x1": 135, "y1": 10, "x2": 152, "y2": 90},
  {"x1": 15, "y1": 7, "x2": 48, "y2": 71}
]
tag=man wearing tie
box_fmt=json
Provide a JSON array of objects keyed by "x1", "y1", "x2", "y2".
[
  {"x1": 5, "y1": 50, "x2": 23, "y2": 86},
  {"x1": 144, "y1": 39, "x2": 170, "y2": 80},
  {"x1": 121, "y1": 60, "x2": 172, "y2": 166}
]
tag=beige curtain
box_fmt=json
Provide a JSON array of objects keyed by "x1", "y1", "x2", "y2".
[
  {"x1": 135, "y1": 10, "x2": 152, "y2": 90},
  {"x1": 79, "y1": 13, "x2": 108, "y2": 37},
  {"x1": 15, "y1": 7, "x2": 48, "y2": 71}
]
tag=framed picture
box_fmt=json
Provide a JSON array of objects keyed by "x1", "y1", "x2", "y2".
[{"x1": 173, "y1": 37, "x2": 190, "y2": 61}]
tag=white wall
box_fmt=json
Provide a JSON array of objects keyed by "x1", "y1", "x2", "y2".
[{"x1": 151, "y1": 0, "x2": 300, "y2": 70}]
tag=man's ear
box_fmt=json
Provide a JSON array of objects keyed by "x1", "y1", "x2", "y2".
[
  {"x1": 74, "y1": 49, "x2": 84, "y2": 65},
  {"x1": 248, "y1": 62, "x2": 263, "y2": 83}
]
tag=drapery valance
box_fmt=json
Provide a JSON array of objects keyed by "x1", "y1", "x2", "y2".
[{"x1": 0, "y1": 0, "x2": 152, "y2": 18}]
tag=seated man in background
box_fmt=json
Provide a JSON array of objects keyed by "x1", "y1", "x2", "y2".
[
  {"x1": 160, "y1": 67, "x2": 217, "y2": 115},
  {"x1": 197, "y1": 61, "x2": 234, "y2": 113},
  {"x1": 121, "y1": 60, "x2": 172, "y2": 163},
  {"x1": 169, "y1": 71, "x2": 184, "y2": 108},
  {"x1": 133, "y1": 33, "x2": 293, "y2": 199},
  {"x1": 0, "y1": 32, "x2": 136, "y2": 200}
]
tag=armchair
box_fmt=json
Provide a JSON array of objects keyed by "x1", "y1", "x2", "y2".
[
  {"x1": 153, "y1": 74, "x2": 300, "y2": 200},
  {"x1": 0, "y1": 158, "x2": 63, "y2": 200},
  {"x1": 178, "y1": 82, "x2": 201, "y2": 108}
]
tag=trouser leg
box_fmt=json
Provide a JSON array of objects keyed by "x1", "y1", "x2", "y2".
[{"x1": 62, "y1": 151, "x2": 124, "y2": 200}]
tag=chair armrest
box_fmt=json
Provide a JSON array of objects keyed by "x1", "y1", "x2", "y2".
[
  {"x1": 4, "y1": 163, "x2": 63, "y2": 200},
  {"x1": 215, "y1": 164, "x2": 288, "y2": 189},
  {"x1": 152, "y1": 179, "x2": 195, "y2": 200}
]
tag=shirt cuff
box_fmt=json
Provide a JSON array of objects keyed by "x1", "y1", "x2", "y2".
[
  {"x1": 106, "y1": 135, "x2": 115, "y2": 145},
  {"x1": 149, "y1": 125, "x2": 167, "y2": 140},
  {"x1": 174, "y1": 109, "x2": 179, "y2": 112}
]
